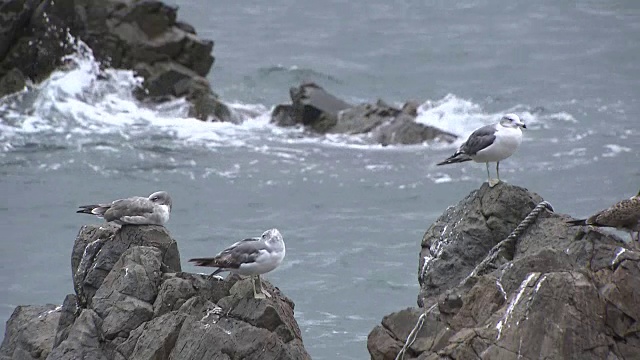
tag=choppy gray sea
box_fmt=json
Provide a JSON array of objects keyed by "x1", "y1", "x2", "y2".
[{"x1": 1, "y1": 1, "x2": 639, "y2": 358}]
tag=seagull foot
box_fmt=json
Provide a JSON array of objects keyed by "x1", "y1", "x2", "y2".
[
  {"x1": 489, "y1": 179, "x2": 501, "y2": 188},
  {"x1": 253, "y1": 292, "x2": 267, "y2": 299}
]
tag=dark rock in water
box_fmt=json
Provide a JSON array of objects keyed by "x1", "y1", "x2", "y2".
[
  {"x1": 0, "y1": 304, "x2": 61, "y2": 359},
  {"x1": 271, "y1": 83, "x2": 457, "y2": 145},
  {"x1": 1, "y1": 224, "x2": 311, "y2": 360},
  {"x1": 0, "y1": 0, "x2": 230, "y2": 122},
  {"x1": 367, "y1": 182, "x2": 640, "y2": 360},
  {"x1": 0, "y1": 68, "x2": 26, "y2": 98}
]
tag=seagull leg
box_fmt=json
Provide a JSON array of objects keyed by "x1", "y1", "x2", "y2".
[
  {"x1": 253, "y1": 275, "x2": 266, "y2": 299},
  {"x1": 257, "y1": 275, "x2": 272, "y2": 298},
  {"x1": 250, "y1": 275, "x2": 259, "y2": 298},
  {"x1": 488, "y1": 162, "x2": 500, "y2": 187}
]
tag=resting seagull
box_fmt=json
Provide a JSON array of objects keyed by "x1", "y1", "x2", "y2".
[
  {"x1": 189, "y1": 229, "x2": 285, "y2": 299},
  {"x1": 76, "y1": 191, "x2": 172, "y2": 226},
  {"x1": 567, "y1": 189, "x2": 640, "y2": 243},
  {"x1": 437, "y1": 113, "x2": 526, "y2": 187}
]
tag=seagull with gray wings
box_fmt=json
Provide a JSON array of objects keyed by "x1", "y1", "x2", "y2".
[
  {"x1": 567, "y1": 189, "x2": 640, "y2": 243},
  {"x1": 189, "y1": 229, "x2": 286, "y2": 299},
  {"x1": 76, "y1": 191, "x2": 172, "y2": 226},
  {"x1": 437, "y1": 113, "x2": 526, "y2": 187}
]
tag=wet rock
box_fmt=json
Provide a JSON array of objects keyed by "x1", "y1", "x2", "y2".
[
  {"x1": 0, "y1": 0, "x2": 227, "y2": 122},
  {"x1": 369, "y1": 182, "x2": 640, "y2": 359},
  {"x1": 0, "y1": 68, "x2": 26, "y2": 98},
  {"x1": 2, "y1": 224, "x2": 311, "y2": 360},
  {"x1": 271, "y1": 83, "x2": 457, "y2": 145},
  {"x1": 0, "y1": 304, "x2": 61, "y2": 360}
]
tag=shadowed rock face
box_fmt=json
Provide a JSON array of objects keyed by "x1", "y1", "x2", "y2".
[
  {"x1": 368, "y1": 182, "x2": 640, "y2": 360},
  {"x1": 0, "y1": 0, "x2": 231, "y2": 122},
  {"x1": 271, "y1": 82, "x2": 458, "y2": 146},
  {"x1": 0, "y1": 225, "x2": 311, "y2": 360}
]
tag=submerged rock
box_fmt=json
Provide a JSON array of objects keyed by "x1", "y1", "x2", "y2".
[
  {"x1": 271, "y1": 83, "x2": 457, "y2": 145},
  {"x1": 0, "y1": 0, "x2": 229, "y2": 121},
  {"x1": 1, "y1": 225, "x2": 311, "y2": 360},
  {"x1": 368, "y1": 182, "x2": 640, "y2": 359}
]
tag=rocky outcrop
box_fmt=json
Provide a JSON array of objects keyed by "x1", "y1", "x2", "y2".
[
  {"x1": 271, "y1": 83, "x2": 458, "y2": 146},
  {"x1": 0, "y1": 0, "x2": 231, "y2": 121},
  {"x1": 368, "y1": 182, "x2": 640, "y2": 359},
  {"x1": 0, "y1": 224, "x2": 310, "y2": 360}
]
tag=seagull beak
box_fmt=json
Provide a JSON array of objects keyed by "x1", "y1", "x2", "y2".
[{"x1": 520, "y1": 123, "x2": 527, "y2": 129}]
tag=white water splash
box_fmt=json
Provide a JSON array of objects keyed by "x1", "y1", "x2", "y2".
[{"x1": 0, "y1": 41, "x2": 569, "y2": 153}]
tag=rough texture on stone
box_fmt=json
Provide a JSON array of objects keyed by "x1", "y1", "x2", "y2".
[
  {"x1": 368, "y1": 182, "x2": 640, "y2": 359},
  {"x1": 72, "y1": 224, "x2": 180, "y2": 309},
  {"x1": 1, "y1": 224, "x2": 311, "y2": 360},
  {"x1": 0, "y1": 0, "x2": 230, "y2": 121},
  {"x1": 0, "y1": 304, "x2": 61, "y2": 360},
  {"x1": 271, "y1": 83, "x2": 457, "y2": 145}
]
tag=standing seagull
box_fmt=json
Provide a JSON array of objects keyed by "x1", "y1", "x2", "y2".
[
  {"x1": 437, "y1": 113, "x2": 526, "y2": 187},
  {"x1": 567, "y1": 190, "x2": 640, "y2": 243},
  {"x1": 77, "y1": 191, "x2": 172, "y2": 226},
  {"x1": 189, "y1": 229, "x2": 285, "y2": 299}
]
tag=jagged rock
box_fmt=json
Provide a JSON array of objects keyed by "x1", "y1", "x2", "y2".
[
  {"x1": 0, "y1": 304, "x2": 61, "y2": 360},
  {"x1": 271, "y1": 83, "x2": 457, "y2": 145},
  {"x1": 0, "y1": 0, "x2": 228, "y2": 122},
  {"x1": 52, "y1": 294, "x2": 78, "y2": 348},
  {"x1": 47, "y1": 309, "x2": 112, "y2": 360},
  {"x1": 368, "y1": 182, "x2": 640, "y2": 359},
  {"x1": 91, "y1": 246, "x2": 162, "y2": 339},
  {"x1": 418, "y1": 182, "x2": 544, "y2": 306},
  {"x1": 1, "y1": 224, "x2": 311, "y2": 360},
  {"x1": 71, "y1": 224, "x2": 180, "y2": 308}
]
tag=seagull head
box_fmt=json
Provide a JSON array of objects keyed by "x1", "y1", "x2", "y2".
[
  {"x1": 500, "y1": 113, "x2": 526, "y2": 129},
  {"x1": 149, "y1": 191, "x2": 172, "y2": 210},
  {"x1": 261, "y1": 228, "x2": 283, "y2": 244}
]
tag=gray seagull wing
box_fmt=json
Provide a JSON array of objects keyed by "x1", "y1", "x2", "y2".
[
  {"x1": 103, "y1": 196, "x2": 154, "y2": 223},
  {"x1": 459, "y1": 124, "x2": 497, "y2": 156},
  {"x1": 212, "y1": 238, "x2": 268, "y2": 269}
]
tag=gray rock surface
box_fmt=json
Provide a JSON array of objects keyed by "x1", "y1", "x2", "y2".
[
  {"x1": 0, "y1": 0, "x2": 231, "y2": 121},
  {"x1": 0, "y1": 304, "x2": 61, "y2": 360},
  {"x1": 368, "y1": 182, "x2": 640, "y2": 359},
  {"x1": 271, "y1": 83, "x2": 457, "y2": 145},
  {"x1": 72, "y1": 224, "x2": 180, "y2": 309},
  {"x1": 1, "y1": 225, "x2": 311, "y2": 360}
]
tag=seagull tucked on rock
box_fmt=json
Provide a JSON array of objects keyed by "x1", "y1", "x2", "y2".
[
  {"x1": 77, "y1": 191, "x2": 172, "y2": 226},
  {"x1": 567, "y1": 189, "x2": 640, "y2": 243},
  {"x1": 437, "y1": 113, "x2": 526, "y2": 187},
  {"x1": 189, "y1": 229, "x2": 285, "y2": 299}
]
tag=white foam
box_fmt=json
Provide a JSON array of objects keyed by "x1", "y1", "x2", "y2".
[
  {"x1": 0, "y1": 39, "x2": 572, "y2": 155},
  {"x1": 602, "y1": 144, "x2": 631, "y2": 158}
]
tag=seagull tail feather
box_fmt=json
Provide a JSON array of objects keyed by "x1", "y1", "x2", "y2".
[
  {"x1": 436, "y1": 153, "x2": 472, "y2": 166},
  {"x1": 566, "y1": 219, "x2": 587, "y2": 226},
  {"x1": 77, "y1": 205, "x2": 106, "y2": 215},
  {"x1": 189, "y1": 258, "x2": 226, "y2": 275}
]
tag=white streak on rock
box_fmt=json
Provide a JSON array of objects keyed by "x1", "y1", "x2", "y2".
[{"x1": 496, "y1": 272, "x2": 538, "y2": 340}]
